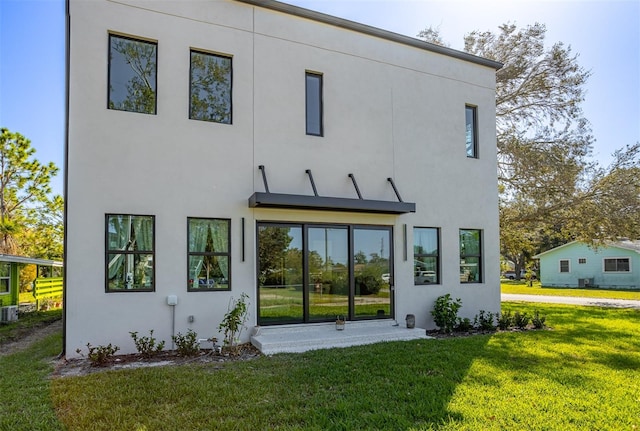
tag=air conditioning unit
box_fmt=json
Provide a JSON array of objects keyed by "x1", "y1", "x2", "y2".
[
  {"x1": 1, "y1": 305, "x2": 18, "y2": 323},
  {"x1": 578, "y1": 278, "x2": 594, "y2": 288}
]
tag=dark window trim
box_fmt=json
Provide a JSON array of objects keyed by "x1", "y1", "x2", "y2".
[
  {"x1": 107, "y1": 33, "x2": 158, "y2": 115},
  {"x1": 465, "y1": 104, "x2": 478, "y2": 159},
  {"x1": 559, "y1": 259, "x2": 570, "y2": 273},
  {"x1": 413, "y1": 226, "x2": 440, "y2": 285},
  {"x1": 187, "y1": 217, "x2": 232, "y2": 292},
  {"x1": 459, "y1": 228, "x2": 482, "y2": 283},
  {"x1": 188, "y1": 49, "x2": 233, "y2": 124},
  {"x1": 305, "y1": 72, "x2": 323, "y2": 136},
  {"x1": 105, "y1": 213, "x2": 156, "y2": 293}
]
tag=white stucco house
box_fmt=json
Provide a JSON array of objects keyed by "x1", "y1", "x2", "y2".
[
  {"x1": 64, "y1": 0, "x2": 502, "y2": 356},
  {"x1": 534, "y1": 240, "x2": 640, "y2": 289}
]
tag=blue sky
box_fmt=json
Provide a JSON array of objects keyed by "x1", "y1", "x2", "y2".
[{"x1": 1, "y1": 0, "x2": 638, "y2": 197}]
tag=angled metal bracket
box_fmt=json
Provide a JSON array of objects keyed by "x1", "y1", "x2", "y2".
[
  {"x1": 305, "y1": 169, "x2": 319, "y2": 196},
  {"x1": 387, "y1": 177, "x2": 404, "y2": 202},
  {"x1": 348, "y1": 174, "x2": 363, "y2": 200},
  {"x1": 258, "y1": 165, "x2": 270, "y2": 193}
]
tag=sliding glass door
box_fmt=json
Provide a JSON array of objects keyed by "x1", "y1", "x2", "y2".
[{"x1": 257, "y1": 223, "x2": 393, "y2": 325}]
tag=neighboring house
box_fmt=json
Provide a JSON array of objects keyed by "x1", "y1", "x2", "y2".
[
  {"x1": 0, "y1": 255, "x2": 63, "y2": 321},
  {"x1": 65, "y1": 0, "x2": 502, "y2": 356},
  {"x1": 533, "y1": 240, "x2": 640, "y2": 289}
]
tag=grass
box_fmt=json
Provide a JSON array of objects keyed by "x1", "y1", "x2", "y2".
[
  {"x1": 501, "y1": 280, "x2": 640, "y2": 300},
  {"x1": 46, "y1": 302, "x2": 639, "y2": 430}
]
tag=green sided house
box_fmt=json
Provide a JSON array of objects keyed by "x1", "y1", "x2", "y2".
[
  {"x1": 533, "y1": 240, "x2": 640, "y2": 289},
  {"x1": 0, "y1": 254, "x2": 63, "y2": 322}
]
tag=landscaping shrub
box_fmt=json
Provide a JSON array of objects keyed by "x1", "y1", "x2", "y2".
[
  {"x1": 172, "y1": 329, "x2": 200, "y2": 356},
  {"x1": 456, "y1": 317, "x2": 473, "y2": 332},
  {"x1": 532, "y1": 310, "x2": 546, "y2": 329},
  {"x1": 431, "y1": 294, "x2": 462, "y2": 333},
  {"x1": 474, "y1": 310, "x2": 496, "y2": 331},
  {"x1": 514, "y1": 311, "x2": 531, "y2": 329},
  {"x1": 219, "y1": 293, "x2": 249, "y2": 350},
  {"x1": 130, "y1": 330, "x2": 165, "y2": 358},
  {"x1": 77, "y1": 343, "x2": 120, "y2": 366},
  {"x1": 497, "y1": 310, "x2": 514, "y2": 330}
]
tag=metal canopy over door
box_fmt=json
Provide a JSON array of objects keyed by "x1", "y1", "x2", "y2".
[{"x1": 257, "y1": 222, "x2": 393, "y2": 325}]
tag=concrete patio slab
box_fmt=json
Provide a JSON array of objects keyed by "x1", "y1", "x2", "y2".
[{"x1": 251, "y1": 320, "x2": 432, "y2": 355}]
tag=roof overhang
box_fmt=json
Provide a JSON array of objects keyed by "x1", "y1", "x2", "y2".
[
  {"x1": 0, "y1": 254, "x2": 63, "y2": 266},
  {"x1": 249, "y1": 192, "x2": 416, "y2": 214}
]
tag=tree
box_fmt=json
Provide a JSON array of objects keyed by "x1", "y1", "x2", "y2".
[
  {"x1": 418, "y1": 24, "x2": 639, "y2": 275},
  {"x1": 0, "y1": 128, "x2": 61, "y2": 257}
]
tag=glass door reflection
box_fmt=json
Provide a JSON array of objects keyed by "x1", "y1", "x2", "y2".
[{"x1": 353, "y1": 227, "x2": 392, "y2": 319}]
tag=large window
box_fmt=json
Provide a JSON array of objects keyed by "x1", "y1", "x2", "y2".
[
  {"x1": 108, "y1": 34, "x2": 157, "y2": 114},
  {"x1": 413, "y1": 227, "x2": 440, "y2": 284},
  {"x1": 604, "y1": 258, "x2": 630, "y2": 272},
  {"x1": 465, "y1": 105, "x2": 478, "y2": 158},
  {"x1": 459, "y1": 229, "x2": 482, "y2": 283},
  {"x1": 0, "y1": 263, "x2": 9, "y2": 294},
  {"x1": 559, "y1": 259, "x2": 570, "y2": 273},
  {"x1": 188, "y1": 218, "x2": 231, "y2": 291},
  {"x1": 106, "y1": 214, "x2": 155, "y2": 292},
  {"x1": 305, "y1": 72, "x2": 323, "y2": 136},
  {"x1": 189, "y1": 50, "x2": 232, "y2": 124}
]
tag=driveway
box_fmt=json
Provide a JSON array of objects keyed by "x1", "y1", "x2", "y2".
[{"x1": 502, "y1": 293, "x2": 640, "y2": 309}]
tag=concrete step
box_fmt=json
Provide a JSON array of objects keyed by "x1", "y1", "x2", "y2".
[{"x1": 251, "y1": 319, "x2": 431, "y2": 355}]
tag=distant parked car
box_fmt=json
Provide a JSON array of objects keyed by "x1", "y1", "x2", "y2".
[{"x1": 502, "y1": 270, "x2": 536, "y2": 280}]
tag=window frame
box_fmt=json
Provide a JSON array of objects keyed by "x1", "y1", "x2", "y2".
[
  {"x1": 105, "y1": 214, "x2": 155, "y2": 293},
  {"x1": 578, "y1": 258, "x2": 587, "y2": 264},
  {"x1": 187, "y1": 217, "x2": 232, "y2": 292},
  {"x1": 559, "y1": 259, "x2": 570, "y2": 273},
  {"x1": 603, "y1": 257, "x2": 631, "y2": 273},
  {"x1": 465, "y1": 105, "x2": 478, "y2": 158},
  {"x1": 189, "y1": 49, "x2": 233, "y2": 124},
  {"x1": 107, "y1": 33, "x2": 158, "y2": 115},
  {"x1": 0, "y1": 262, "x2": 10, "y2": 294},
  {"x1": 305, "y1": 71, "x2": 323, "y2": 136},
  {"x1": 413, "y1": 227, "x2": 440, "y2": 285},
  {"x1": 459, "y1": 229, "x2": 482, "y2": 283}
]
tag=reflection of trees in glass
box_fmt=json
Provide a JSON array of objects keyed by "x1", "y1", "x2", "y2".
[
  {"x1": 258, "y1": 226, "x2": 297, "y2": 287},
  {"x1": 109, "y1": 35, "x2": 157, "y2": 114},
  {"x1": 190, "y1": 51, "x2": 231, "y2": 123}
]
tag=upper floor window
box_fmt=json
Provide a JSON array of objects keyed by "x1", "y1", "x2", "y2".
[
  {"x1": 0, "y1": 263, "x2": 10, "y2": 294},
  {"x1": 465, "y1": 105, "x2": 478, "y2": 158},
  {"x1": 106, "y1": 214, "x2": 155, "y2": 292},
  {"x1": 306, "y1": 72, "x2": 323, "y2": 136},
  {"x1": 413, "y1": 227, "x2": 440, "y2": 285},
  {"x1": 108, "y1": 34, "x2": 157, "y2": 114},
  {"x1": 559, "y1": 259, "x2": 570, "y2": 273},
  {"x1": 188, "y1": 218, "x2": 231, "y2": 291},
  {"x1": 459, "y1": 229, "x2": 482, "y2": 283},
  {"x1": 190, "y1": 50, "x2": 232, "y2": 124},
  {"x1": 603, "y1": 258, "x2": 630, "y2": 272}
]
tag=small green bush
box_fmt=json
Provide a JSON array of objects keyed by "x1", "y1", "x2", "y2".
[
  {"x1": 456, "y1": 317, "x2": 473, "y2": 332},
  {"x1": 219, "y1": 293, "x2": 250, "y2": 349},
  {"x1": 474, "y1": 310, "x2": 496, "y2": 331},
  {"x1": 431, "y1": 294, "x2": 462, "y2": 333},
  {"x1": 514, "y1": 311, "x2": 531, "y2": 329},
  {"x1": 77, "y1": 343, "x2": 120, "y2": 366},
  {"x1": 172, "y1": 329, "x2": 200, "y2": 356},
  {"x1": 130, "y1": 330, "x2": 165, "y2": 358},
  {"x1": 497, "y1": 310, "x2": 514, "y2": 330},
  {"x1": 532, "y1": 310, "x2": 546, "y2": 329}
]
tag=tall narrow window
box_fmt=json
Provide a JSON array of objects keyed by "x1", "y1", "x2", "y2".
[
  {"x1": 465, "y1": 105, "x2": 478, "y2": 158},
  {"x1": 106, "y1": 214, "x2": 155, "y2": 292},
  {"x1": 413, "y1": 227, "x2": 440, "y2": 284},
  {"x1": 188, "y1": 218, "x2": 231, "y2": 291},
  {"x1": 108, "y1": 34, "x2": 157, "y2": 114},
  {"x1": 190, "y1": 50, "x2": 232, "y2": 124},
  {"x1": 459, "y1": 229, "x2": 482, "y2": 283},
  {"x1": 306, "y1": 72, "x2": 323, "y2": 136},
  {"x1": 559, "y1": 259, "x2": 570, "y2": 273},
  {"x1": 0, "y1": 263, "x2": 10, "y2": 294}
]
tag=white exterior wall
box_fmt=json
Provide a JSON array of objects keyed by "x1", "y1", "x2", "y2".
[{"x1": 66, "y1": 0, "x2": 500, "y2": 357}]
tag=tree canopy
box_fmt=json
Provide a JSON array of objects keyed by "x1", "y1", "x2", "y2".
[
  {"x1": 419, "y1": 23, "x2": 640, "y2": 276},
  {"x1": 0, "y1": 128, "x2": 62, "y2": 259}
]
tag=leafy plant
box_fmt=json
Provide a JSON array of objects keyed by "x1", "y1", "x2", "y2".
[
  {"x1": 130, "y1": 330, "x2": 165, "y2": 358},
  {"x1": 514, "y1": 311, "x2": 531, "y2": 329},
  {"x1": 431, "y1": 294, "x2": 462, "y2": 333},
  {"x1": 218, "y1": 293, "x2": 249, "y2": 349},
  {"x1": 172, "y1": 329, "x2": 200, "y2": 356},
  {"x1": 76, "y1": 343, "x2": 120, "y2": 366},
  {"x1": 456, "y1": 317, "x2": 473, "y2": 332},
  {"x1": 532, "y1": 310, "x2": 546, "y2": 329},
  {"x1": 497, "y1": 310, "x2": 514, "y2": 330},
  {"x1": 474, "y1": 310, "x2": 496, "y2": 331}
]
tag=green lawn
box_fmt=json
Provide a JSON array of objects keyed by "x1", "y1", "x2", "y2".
[
  {"x1": 0, "y1": 309, "x2": 62, "y2": 344},
  {"x1": 42, "y1": 302, "x2": 639, "y2": 430},
  {"x1": 501, "y1": 280, "x2": 640, "y2": 300}
]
